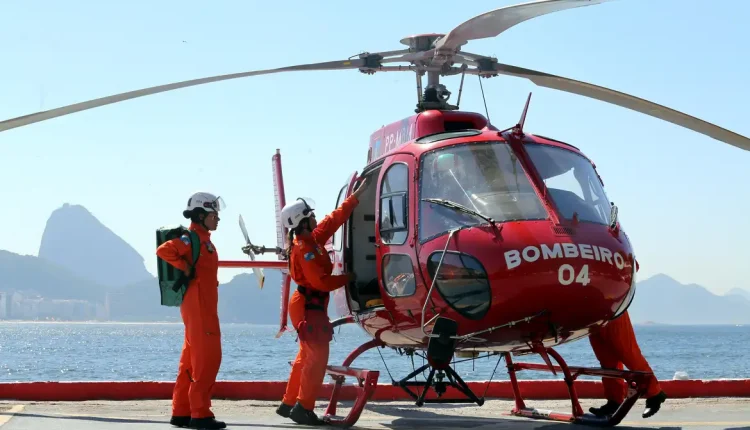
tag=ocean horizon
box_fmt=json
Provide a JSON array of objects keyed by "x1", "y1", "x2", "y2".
[{"x1": 1, "y1": 322, "x2": 748, "y2": 384}]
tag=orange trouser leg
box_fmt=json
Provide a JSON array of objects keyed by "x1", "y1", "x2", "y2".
[
  {"x1": 281, "y1": 291, "x2": 332, "y2": 411},
  {"x1": 172, "y1": 336, "x2": 193, "y2": 416},
  {"x1": 282, "y1": 346, "x2": 306, "y2": 407},
  {"x1": 184, "y1": 314, "x2": 222, "y2": 418},
  {"x1": 297, "y1": 339, "x2": 330, "y2": 411},
  {"x1": 607, "y1": 313, "x2": 662, "y2": 398},
  {"x1": 282, "y1": 291, "x2": 307, "y2": 407},
  {"x1": 589, "y1": 331, "x2": 626, "y2": 403}
]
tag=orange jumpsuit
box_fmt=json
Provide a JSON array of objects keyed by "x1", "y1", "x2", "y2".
[
  {"x1": 281, "y1": 194, "x2": 359, "y2": 411},
  {"x1": 589, "y1": 310, "x2": 661, "y2": 403},
  {"x1": 156, "y1": 222, "x2": 222, "y2": 419}
]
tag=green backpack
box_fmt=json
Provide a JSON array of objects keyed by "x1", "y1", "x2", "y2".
[{"x1": 156, "y1": 225, "x2": 201, "y2": 307}]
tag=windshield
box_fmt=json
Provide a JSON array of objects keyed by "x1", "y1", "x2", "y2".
[
  {"x1": 419, "y1": 141, "x2": 548, "y2": 241},
  {"x1": 524, "y1": 144, "x2": 611, "y2": 226}
]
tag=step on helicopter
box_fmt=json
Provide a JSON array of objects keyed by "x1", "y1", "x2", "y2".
[{"x1": 3, "y1": 0, "x2": 749, "y2": 427}]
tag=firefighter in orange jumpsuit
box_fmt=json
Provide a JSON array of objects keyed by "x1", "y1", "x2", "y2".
[
  {"x1": 157, "y1": 192, "x2": 227, "y2": 430},
  {"x1": 588, "y1": 310, "x2": 667, "y2": 419},
  {"x1": 275, "y1": 179, "x2": 368, "y2": 425}
]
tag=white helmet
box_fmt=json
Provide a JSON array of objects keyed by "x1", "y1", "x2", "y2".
[
  {"x1": 184, "y1": 192, "x2": 225, "y2": 218},
  {"x1": 280, "y1": 197, "x2": 316, "y2": 229}
]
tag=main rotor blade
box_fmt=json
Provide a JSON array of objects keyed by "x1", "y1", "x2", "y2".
[
  {"x1": 0, "y1": 58, "x2": 368, "y2": 133},
  {"x1": 434, "y1": 0, "x2": 612, "y2": 53},
  {"x1": 493, "y1": 63, "x2": 750, "y2": 151}
]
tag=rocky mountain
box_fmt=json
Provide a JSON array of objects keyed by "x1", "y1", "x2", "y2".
[
  {"x1": 217, "y1": 272, "x2": 290, "y2": 324},
  {"x1": 2, "y1": 202, "x2": 749, "y2": 324},
  {"x1": 38, "y1": 203, "x2": 152, "y2": 288},
  {"x1": 725, "y1": 287, "x2": 750, "y2": 301},
  {"x1": 0, "y1": 250, "x2": 106, "y2": 302},
  {"x1": 105, "y1": 271, "x2": 298, "y2": 323},
  {"x1": 628, "y1": 274, "x2": 750, "y2": 325},
  {"x1": 106, "y1": 271, "x2": 339, "y2": 323}
]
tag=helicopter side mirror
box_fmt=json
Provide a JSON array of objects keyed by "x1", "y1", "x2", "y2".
[{"x1": 610, "y1": 202, "x2": 619, "y2": 230}]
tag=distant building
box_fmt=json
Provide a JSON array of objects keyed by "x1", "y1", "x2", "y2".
[
  {"x1": 0, "y1": 292, "x2": 7, "y2": 319},
  {"x1": 10, "y1": 292, "x2": 22, "y2": 319},
  {"x1": 95, "y1": 294, "x2": 110, "y2": 321},
  {"x1": 0, "y1": 290, "x2": 109, "y2": 321}
]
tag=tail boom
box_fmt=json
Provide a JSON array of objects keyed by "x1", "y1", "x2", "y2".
[
  {"x1": 277, "y1": 274, "x2": 292, "y2": 338},
  {"x1": 272, "y1": 149, "x2": 291, "y2": 337},
  {"x1": 217, "y1": 261, "x2": 288, "y2": 269},
  {"x1": 272, "y1": 149, "x2": 288, "y2": 258},
  {"x1": 219, "y1": 150, "x2": 292, "y2": 337}
]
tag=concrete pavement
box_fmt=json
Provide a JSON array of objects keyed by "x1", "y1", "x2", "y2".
[{"x1": 1, "y1": 398, "x2": 749, "y2": 429}]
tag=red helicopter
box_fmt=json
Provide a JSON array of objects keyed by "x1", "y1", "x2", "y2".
[{"x1": 2, "y1": 0, "x2": 749, "y2": 427}]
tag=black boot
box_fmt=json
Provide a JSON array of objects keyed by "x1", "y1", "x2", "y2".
[
  {"x1": 276, "y1": 402, "x2": 293, "y2": 418},
  {"x1": 289, "y1": 402, "x2": 324, "y2": 426},
  {"x1": 589, "y1": 400, "x2": 621, "y2": 417},
  {"x1": 642, "y1": 390, "x2": 667, "y2": 418},
  {"x1": 188, "y1": 417, "x2": 226, "y2": 429},
  {"x1": 170, "y1": 416, "x2": 191, "y2": 428}
]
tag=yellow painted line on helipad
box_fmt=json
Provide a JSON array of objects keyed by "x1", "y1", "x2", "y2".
[{"x1": 0, "y1": 405, "x2": 25, "y2": 427}]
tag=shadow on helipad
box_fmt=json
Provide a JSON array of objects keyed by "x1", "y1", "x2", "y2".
[
  {"x1": 1, "y1": 411, "x2": 163, "y2": 425},
  {"x1": 364, "y1": 403, "x2": 681, "y2": 430},
  {"x1": 0, "y1": 411, "x2": 300, "y2": 429}
]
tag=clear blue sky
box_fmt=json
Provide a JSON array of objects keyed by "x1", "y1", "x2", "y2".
[{"x1": 1, "y1": 0, "x2": 748, "y2": 292}]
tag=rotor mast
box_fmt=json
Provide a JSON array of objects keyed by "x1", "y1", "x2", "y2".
[{"x1": 397, "y1": 34, "x2": 474, "y2": 113}]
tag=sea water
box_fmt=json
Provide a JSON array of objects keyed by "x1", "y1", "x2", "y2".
[{"x1": 1, "y1": 322, "x2": 748, "y2": 383}]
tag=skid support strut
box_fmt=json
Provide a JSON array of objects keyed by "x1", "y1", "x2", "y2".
[
  {"x1": 322, "y1": 339, "x2": 383, "y2": 428},
  {"x1": 505, "y1": 348, "x2": 653, "y2": 426}
]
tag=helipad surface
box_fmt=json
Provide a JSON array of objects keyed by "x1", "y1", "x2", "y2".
[{"x1": 1, "y1": 398, "x2": 749, "y2": 429}]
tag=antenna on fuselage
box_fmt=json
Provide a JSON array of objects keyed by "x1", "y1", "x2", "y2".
[{"x1": 513, "y1": 92, "x2": 532, "y2": 136}]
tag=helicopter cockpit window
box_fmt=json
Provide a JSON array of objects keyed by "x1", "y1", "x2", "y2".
[
  {"x1": 382, "y1": 254, "x2": 416, "y2": 297},
  {"x1": 524, "y1": 144, "x2": 612, "y2": 226},
  {"x1": 419, "y1": 142, "x2": 548, "y2": 242},
  {"x1": 379, "y1": 163, "x2": 409, "y2": 245},
  {"x1": 427, "y1": 251, "x2": 490, "y2": 320}
]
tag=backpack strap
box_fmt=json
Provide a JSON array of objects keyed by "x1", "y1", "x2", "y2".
[
  {"x1": 171, "y1": 230, "x2": 202, "y2": 293},
  {"x1": 190, "y1": 231, "x2": 201, "y2": 271},
  {"x1": 186, "y1": 230, "x2": 201, "y2": 279}
]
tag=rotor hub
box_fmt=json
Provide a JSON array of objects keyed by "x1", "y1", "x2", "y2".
[{"x1": 399, "y1": 33, "x2": 445, "y2": 52}]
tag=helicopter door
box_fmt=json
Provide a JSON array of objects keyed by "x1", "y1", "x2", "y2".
[
  {"x1": 375, "y1": 153, "x2": 423, "y2": 317},
  {"x1": 331, "y1": 171, "x2": 360, "y2": 315}
]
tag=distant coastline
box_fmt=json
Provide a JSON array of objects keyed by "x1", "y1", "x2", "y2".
[{"x1": 1, "y1": 203, "x2": 749, "y2": 326}]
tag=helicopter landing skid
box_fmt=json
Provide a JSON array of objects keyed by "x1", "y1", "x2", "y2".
[
  {"x1": 505, "y1": 348, "x2": 653, "y2": 427},
  {"x1": 322, "y1": 339, "x2": 383, "y2": 428}
]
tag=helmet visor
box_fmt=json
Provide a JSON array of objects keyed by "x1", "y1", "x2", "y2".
[
  {"x1": 203, "y1": 196, "x2": 226, "y2": 212},
  {"x1": 297, "y1": 197, "x2": 316, "y2": 215}
]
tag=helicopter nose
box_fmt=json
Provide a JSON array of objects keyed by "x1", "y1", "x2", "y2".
[
  {"x1": 501, "y1": 241, "x2": 635, "y2": 328},
  {"x1": 488, "y1": 237, "x2": 635, "y2": 332},
  {"x1": 414, "y1": 223, "x2": 636, "y2": 348}
]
